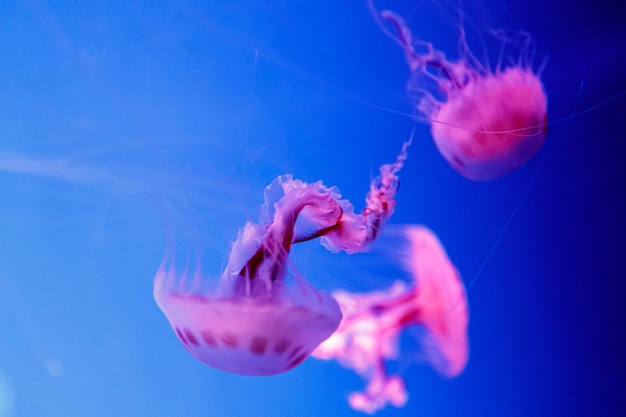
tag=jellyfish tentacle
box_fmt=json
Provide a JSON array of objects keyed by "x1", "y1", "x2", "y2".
[
  {"x1": 362, "y1": 136, "x2": 412, "y2": 243},
  {"x1": 381, "y1": 11, "x2": 467, "y2": 90},
  {"x1": 225, "y1": 136, "x2": 413, "y2": 298},
  {"x1": 229, "y1": 180, "x2": 344, "y2": 296}
]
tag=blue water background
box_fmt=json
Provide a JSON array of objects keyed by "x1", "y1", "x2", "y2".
[{"x1": 0, "y1": 1, "x2": 624, "y2": 416}]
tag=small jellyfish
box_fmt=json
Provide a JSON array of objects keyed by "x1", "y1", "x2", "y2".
[
  {"x1": 312, "y1": 225, "x2": 469, "y2": 413},
  {"x1": 380, "y1": 10, "x2": 548, "y2": 181},
  {"x1": 154, "y1": 139, "x2": 411, "y2": 376}
]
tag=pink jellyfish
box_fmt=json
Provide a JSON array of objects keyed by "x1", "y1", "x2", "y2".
[
  {"x1": 380, "y1": 10, "x2": 548, "y2": 181},
  {"x1": 312, "y1": 225, "x2": 469, "y2": 414},
  {"x1": 153, "y1": 139, "x2": 411, "y2": 376}
]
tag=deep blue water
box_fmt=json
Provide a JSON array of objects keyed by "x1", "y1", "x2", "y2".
[{"x1": 0, "y1": 1, "x2": 624, "y2": 416}]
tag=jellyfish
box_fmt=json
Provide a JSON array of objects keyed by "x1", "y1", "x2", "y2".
[
  {"x1": 312, "y1": 225, "x2": 469, "y2": 414},
  {"x1": 153, "y1": 139, "x2": 411, "y2": 376},
  {"x1": 378, "y1": 9, "x2": 548, "y2": 181}
]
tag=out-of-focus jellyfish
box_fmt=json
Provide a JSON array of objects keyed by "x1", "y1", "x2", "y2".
[
  {"x1": 154, "y1": 139, "x2": 411, "y2": 376},
  {"x1": 378, "y1": 9, "x2": 548, "y2": 181},
  {"x1": 312, "y1": 225, "x2": 468, "y2": 414}
]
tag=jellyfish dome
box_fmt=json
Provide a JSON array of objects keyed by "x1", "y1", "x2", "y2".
[
  {"x1": 154, "y1": 139, "x2": 411, "y2": 376},
  {"x1": 382, "y1": 10, "x2": 548, "y2": 181},
  {"x1": 154, "y1": 265, "x2": 341, "y2": 376}
]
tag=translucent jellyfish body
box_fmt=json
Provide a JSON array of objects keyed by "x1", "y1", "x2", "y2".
[
  {"x1": 313, "y1": 226, "x2": 469, "y2": 413},
  {"x1": 154, "y1": 139, "x2": 411, "y2": 376},
  {"x1": 382, "y1": 11, "x2": 548, "y2": 181}
]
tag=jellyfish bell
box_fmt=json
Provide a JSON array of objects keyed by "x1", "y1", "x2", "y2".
[
  {"x1": 402, "y1": 225, "x2": 468, "y2": 377},
  {"x1": 430, "y1": 66, "x2": 548, "y2": 181},
  {"x1": 154, "y1": 260, "x2": 341, "y2": 376},
  {"x1": 378, "y1": 8, "x2": 548, "y2": 181}
]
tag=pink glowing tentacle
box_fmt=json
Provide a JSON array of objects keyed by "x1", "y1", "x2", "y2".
[
  {"x1": 321, "y1": 136, "x2": 412, "y2": 253},
  {"x1": 312, "y1": 283, "x2": 410, "y2": 414},
  {"x1": 362, "y1": 134, "x2": 412, "y2": 242},
  {"x1": 381, "y1": 10, "x2": 466, "y2": 90},
  {"x1": 379, "y1": 10, "x2": 419, "y2": 70},
  {"x1": 223, "y1": 135, "x2": 412, "y2": 294},
  {"x1": 349, "y1": 372, "x2": 407, "y2": 414}
]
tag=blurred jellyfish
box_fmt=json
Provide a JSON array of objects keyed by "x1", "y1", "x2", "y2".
[
  {"x1": 154, "y1": 139, "x2": 411, "y2": 376},
  {"x1": 376, "y1": 8, "x2": 548, "y2": 180},
  {"x1": 312, "y1": 225, "x2": 469, "y2": 414}
]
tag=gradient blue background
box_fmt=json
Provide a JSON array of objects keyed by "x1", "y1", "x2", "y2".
[{"x1": 0, "y1": 1, "x2": 624, "y2": 416}]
